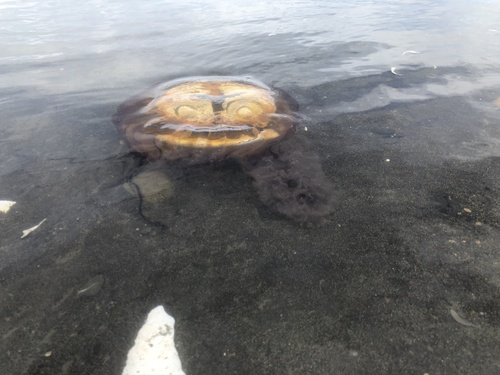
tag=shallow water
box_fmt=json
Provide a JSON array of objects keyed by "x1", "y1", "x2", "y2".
[{"x1": 1, "y1": 0, "x2": 500, "y2": 374}]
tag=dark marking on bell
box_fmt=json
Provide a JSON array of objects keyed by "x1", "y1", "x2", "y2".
[{"x1": 212, "y1": 100, "x2": 224, "y2": 112}]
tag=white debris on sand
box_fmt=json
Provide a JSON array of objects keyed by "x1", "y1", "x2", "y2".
[
  {"x1": 21, "y1": 218, "x2": 47, "y2": 239},
  {"x1": 450, "y1": 309, "x2": 475, "y2": 327},
  {"x1": 122, "y1": 306, "x2": 185, "y2": 375},
  {"x1": 0, "y1": 200, "x2": 16, "y2": 213}
]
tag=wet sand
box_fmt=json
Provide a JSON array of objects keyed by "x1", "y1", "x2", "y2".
[{"x1": 1, "y1": 71, "x2": 499, "y2": 374}]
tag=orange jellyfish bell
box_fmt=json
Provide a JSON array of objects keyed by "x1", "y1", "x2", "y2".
[{"x1": 113, "y1": 76, "x2": 298, "y2": 162}]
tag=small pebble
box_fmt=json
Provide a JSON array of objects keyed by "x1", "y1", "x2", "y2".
[
  {"x1": 140, "y1": 227, "x2": 152, "y2": 235},
  {"x1": 123, "y1": 170, "x2": 174, "y2": 202},
  {"x1": 463, "y1": 208, "x2": 472, "y2": 213}
]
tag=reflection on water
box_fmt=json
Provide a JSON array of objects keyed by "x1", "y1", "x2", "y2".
[
  {"x1": 1, "y1": 0, "x2": 499, "y2": 92},
  {"x1": 1, "y1": 0, "x2": 500, "y2": 374}
]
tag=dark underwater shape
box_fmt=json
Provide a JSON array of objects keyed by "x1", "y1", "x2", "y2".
[{"x1": 113, "y1": 76, "x2": 335, "y2": 223}]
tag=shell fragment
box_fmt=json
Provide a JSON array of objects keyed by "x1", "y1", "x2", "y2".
[
  {"x1": 21, "y1": 218, "x2": 47, "y2": 239},
  {"x1": 122, "y1": 306, "x2": 185, "y2": 375},
  {"x1": 450, "y1": 309, "x2": 475, "y2": 327},
  {"x1": 0, "y1": 200, "x2": 16, "y2": 213}
]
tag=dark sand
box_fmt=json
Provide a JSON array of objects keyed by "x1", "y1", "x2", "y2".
[{"x1": 1, "y1": 71, "x2": 500, "y2": 374}]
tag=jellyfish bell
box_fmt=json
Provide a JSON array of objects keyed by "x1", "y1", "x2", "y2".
[{"x1": 113, "y1": 76, "x2": 299, "y2": 163}]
